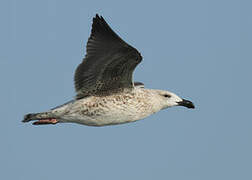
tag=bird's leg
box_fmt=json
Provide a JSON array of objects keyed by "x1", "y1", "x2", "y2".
[{"x1": 32, "y1": 118, "x2": 58, "y2": 125}]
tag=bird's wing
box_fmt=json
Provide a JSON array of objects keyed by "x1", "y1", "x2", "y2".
[{"x1": 74, "y1": 14, "x2": 142, "y2": 99}]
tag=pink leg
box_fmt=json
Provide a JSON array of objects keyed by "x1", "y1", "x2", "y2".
[{"x1": 32, "y1": 118, "x2": 58, "y2": 125}]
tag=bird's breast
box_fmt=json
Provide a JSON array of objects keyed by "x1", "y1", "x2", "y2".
[{"x1": 61, "y1": 91, "x2": 158, "y2": 126}]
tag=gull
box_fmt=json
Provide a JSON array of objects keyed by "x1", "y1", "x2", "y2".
[{"x1": 23, "y1": 14, "x2": 195, "y2": 126}]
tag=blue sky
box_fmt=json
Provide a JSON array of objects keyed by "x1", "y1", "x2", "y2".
[{"x1": 1, "y1": 0, "x2": 252, "y2": 179}]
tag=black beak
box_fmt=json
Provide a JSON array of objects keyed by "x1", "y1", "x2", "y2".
[{"x1": 177, "y1": 99, "x2": 195, "y2": 109}]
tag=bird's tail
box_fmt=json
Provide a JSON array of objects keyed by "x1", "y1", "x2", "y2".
[{"x1": 22, "y1": 112, "x2": 58, "y2": 125}]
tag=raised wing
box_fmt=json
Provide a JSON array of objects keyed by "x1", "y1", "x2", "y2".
[{"x1": 74, "y1": 14, "x2": 142, "y2": 99}]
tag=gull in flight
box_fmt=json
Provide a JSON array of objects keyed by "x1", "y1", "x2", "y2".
[{"x1": 23, "y1": 14, "x2": 195, "y2": 126}]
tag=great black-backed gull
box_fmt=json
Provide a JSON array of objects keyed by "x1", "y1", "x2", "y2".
[{"x1": 23, "y1": 14, "x2": 194, "y2": 126}]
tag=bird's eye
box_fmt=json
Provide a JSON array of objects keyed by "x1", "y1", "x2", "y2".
[{"x1": 164, "y1": 94, "x2": 171, "y2": 98}]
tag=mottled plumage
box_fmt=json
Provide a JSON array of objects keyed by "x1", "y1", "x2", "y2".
[{"x1": 23, "y1": 14, "x2": 194, "y2": 126}]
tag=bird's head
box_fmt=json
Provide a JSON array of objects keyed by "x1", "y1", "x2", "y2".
[{"x1": 156, "y1": 90, "x2": 195, "y2": 109}]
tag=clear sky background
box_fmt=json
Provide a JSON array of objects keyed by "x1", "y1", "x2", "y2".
[{"x1": 1, "y1": 0, "x2": 251, "y2": 179}]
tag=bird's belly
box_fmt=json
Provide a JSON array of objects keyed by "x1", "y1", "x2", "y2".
[
  {"x1": 60, "y1": 109, "x2": 152, "y2": 126},
  {"x1": 55, "y1": 93, "x2": 158, "y2": 126}
]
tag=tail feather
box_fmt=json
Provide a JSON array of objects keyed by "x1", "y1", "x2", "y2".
[
  {"x1": 22, "y1": 113, "x2": 39, "y2": 122},
  {"x1": 22, "y1": 112, "x2": 54, "y2": 123}
]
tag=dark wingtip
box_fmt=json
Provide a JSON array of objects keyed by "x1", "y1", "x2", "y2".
[
  {"x1": 94, "y1": 14, "x2": 102, "y2": 21},
  {"x1": 92, "y1": 14, "x2": 105, "y2": 31}
]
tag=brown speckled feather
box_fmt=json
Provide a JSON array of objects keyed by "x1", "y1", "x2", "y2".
[{"x1": 74, "y1": 14, "x2": 142, "y2": 99}]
